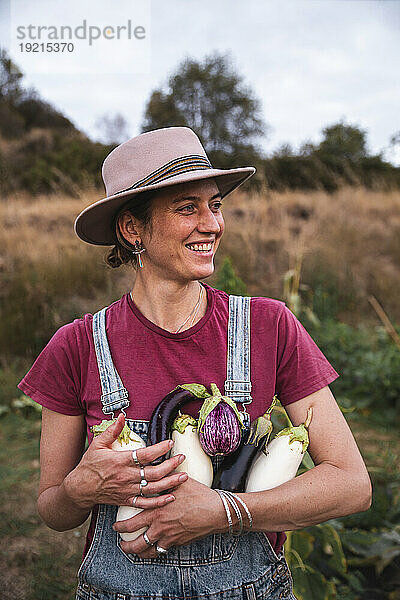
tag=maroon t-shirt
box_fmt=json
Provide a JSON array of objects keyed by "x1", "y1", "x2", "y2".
[{"x1": 18, "y1": 282, "x2": 339, "y2": 556}]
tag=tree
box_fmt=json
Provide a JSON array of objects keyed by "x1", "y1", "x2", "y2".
[
  {"x1": 0, "y1": 47, "x2": 23, "y2": 104},
  {"x1": 95, "y1": 112, "x2": 130, "y2": 146},
  {"x1": 316, "y1": 120, "x2": 368, "y2": 162},
  {"x1": 141, "y1": 52, "x2": 268, "y2": 167}
]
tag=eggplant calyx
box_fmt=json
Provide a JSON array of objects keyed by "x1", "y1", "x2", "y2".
[
  {"x1": 247, "y1": 396, "x2": 277, "y2": 446},
  {"x1": 275, "y1": 407, "x2": 312, "y2": 453},
  {"x1": 247, "y1": 415, "x2": 273, "y2": 446},
  {"x1": 91, "y1": 419, "x2": 115, "y2": 436},
  {"x1": 175, "y1": 383, "x2": 210, "y2": 398},
  {"x1": 91, "y1": 419, "x2": 134, "y2": 446},
  {"x1": 197, "y1": 383, "x2": 244, "y2": 433},
  {"x1": 172, "y1": 414, "x2": 197, "y2": 434}
]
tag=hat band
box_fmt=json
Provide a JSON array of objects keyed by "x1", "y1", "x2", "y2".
[{"x1": 116, "y1": 154, "x2": 213, "y2": 195}]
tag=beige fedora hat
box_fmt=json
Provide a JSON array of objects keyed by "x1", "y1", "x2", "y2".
[{"x1": 74, "y1": 126, "x2": 256, "y2": 245}]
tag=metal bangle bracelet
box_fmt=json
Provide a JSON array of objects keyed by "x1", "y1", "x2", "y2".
[
  {"x1": 220, "y1": 491, "x2": 243, "y2": 536},
  {"x1": 224, "y1": 491, "x2": 253, "y2": 530}
]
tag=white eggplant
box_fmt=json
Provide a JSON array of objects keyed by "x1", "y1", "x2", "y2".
[
  {"x1": 170, "y1": 414, "x2": 213, "y2": 487},
  {"x1": 245, "y1": 408, "x2": 312, "y2": 493},
  {"x1": 92, "y1": 419, "x2": 148, "y2": 542}
]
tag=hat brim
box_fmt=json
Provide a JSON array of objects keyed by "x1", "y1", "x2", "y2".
[{"x1": 74, "y1": 166, "x2": 256, "y2": 246}]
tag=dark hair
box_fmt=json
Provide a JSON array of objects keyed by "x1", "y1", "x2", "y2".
[{"x1": 105, "y1": 190, "x2": 156, "y2": 269}]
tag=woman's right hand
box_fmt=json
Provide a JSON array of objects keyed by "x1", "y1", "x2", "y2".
[{"x1": 63, "y1": 414, "x2": 188, "y2": 510}]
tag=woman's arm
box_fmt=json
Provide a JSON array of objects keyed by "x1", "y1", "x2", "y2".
[
  {"x1": 37, "y1": 408, "x2": 92, "y2": 531},
  {"x1": 38, "y1": 408, "x2": 189, "y2": 532},
  {"x1": 240, "y1": 385, "x2": 372, "y2": 531},
  {"x1": 114, "y1": 385, "x2": 372, "y2": 557}
]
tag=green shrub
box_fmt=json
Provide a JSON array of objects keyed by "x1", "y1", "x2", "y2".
[
  {"x1": 305, "y1": 319, "x2": 400, "y2": 416},
  {"x1": 213, "y1": 256, "x2": 247, "y2": 295}
]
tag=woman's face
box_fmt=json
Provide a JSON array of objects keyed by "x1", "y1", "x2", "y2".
[{"x1": 133, "y1": 179, "x2": 225, "y2": 283}]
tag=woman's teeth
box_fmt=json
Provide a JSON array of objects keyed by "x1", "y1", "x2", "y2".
[{"x1": 186, "y1": 243, "x2": 213, "y2": 252}]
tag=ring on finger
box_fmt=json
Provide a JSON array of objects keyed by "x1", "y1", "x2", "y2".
[
  {"x1": 132, "y1": 449, "x2": 142, "y2": 467},
  {"x1": 143, "y1": 532, "x2": 155, "y2": 547},
  {"x1": 140, "y1": 466, "x2": 148, "y2": 488},
  {"x1": 132, "y1": 495, "x2": 140, "y2": 507},
  {"x1": 139, "y1": 478, "x2": 148, "y2": 497},
  {"x1": 156, "y1": 544, "x2": 168, "y2": 555}
]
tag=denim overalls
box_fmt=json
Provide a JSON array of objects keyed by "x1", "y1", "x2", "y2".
[{"x1": 76, "y1": 295, "x2": 296, "y2": 600}]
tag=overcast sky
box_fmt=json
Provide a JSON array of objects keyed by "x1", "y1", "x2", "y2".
[{"x1": 1, "y1": 0, "x2": 399, "y2": 163}]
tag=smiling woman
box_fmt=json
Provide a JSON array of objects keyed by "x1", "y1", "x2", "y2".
[
  {"x1": 17, "y1": 126, "x2": 371, "y2": 600},
  {"x1": 115, "y1": 180, "x2": 225, "y2": 315}
]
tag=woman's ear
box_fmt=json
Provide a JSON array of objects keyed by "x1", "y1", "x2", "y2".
[{"x1": 118, "y1": 211, "x2": 141, "y2": 243}]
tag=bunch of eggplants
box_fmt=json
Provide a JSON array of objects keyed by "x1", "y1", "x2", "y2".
[{"x1": 147, "y1": 383, "x2": 277, "y2": 492}]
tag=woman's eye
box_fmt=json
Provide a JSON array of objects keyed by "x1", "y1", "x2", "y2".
[
  {"x1": 179, "y1": 204, "x2": 195, "y2": 212},
  {"x1": 212, "y1": 202, "x2": 223, "y2": 211}
]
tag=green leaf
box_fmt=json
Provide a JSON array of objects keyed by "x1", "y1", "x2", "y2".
[
  {"x1": 317, "y1": 523, "x2": 347, "y2": 575},
  {"x1": 292, "y1": 563, "x2": 334, "y2": 600},
  {"x1": 340, "y1": 529, "x2": 381, "y2": 556},
  {"x1": 291, "y1": 530, "x2": 315, "y2": 561}
]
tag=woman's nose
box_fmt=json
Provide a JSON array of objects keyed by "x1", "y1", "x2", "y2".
[{"x1": 197, "y1": 207, "x2": 222, "y2": 233}]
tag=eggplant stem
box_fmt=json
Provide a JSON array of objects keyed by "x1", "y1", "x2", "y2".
[
  {"x1": 304, "y1": 407, "x2": 313, "y2": 429},
  {"x1": 267, "y1": 395, "x2": 278, "y2": 413}
]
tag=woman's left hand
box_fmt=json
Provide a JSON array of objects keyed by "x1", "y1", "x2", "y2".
[{"x1": 113, "y1": 477, "x2": 227, "y2": 558}]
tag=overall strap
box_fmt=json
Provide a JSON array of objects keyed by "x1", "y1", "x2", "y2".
[
  {"x1": 92, "y1": 307, "x2": 130, "y2": 416},
  {"x1": 224, "y1": 295, "x2": 252, "y2": 428}
]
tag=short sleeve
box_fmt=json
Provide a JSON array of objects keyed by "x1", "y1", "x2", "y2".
[
  {"x1": 17, "y1": 323, "x2": 85, "y2": 415},
  {"x1": 276, "y1": 305, "x2": 339, "y2": 406}
]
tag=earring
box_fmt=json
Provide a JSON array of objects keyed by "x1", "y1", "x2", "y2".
[{"x1": 132, "y1": 239, "x2": 146, "y2": 268}]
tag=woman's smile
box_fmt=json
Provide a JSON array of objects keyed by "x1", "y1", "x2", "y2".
[{"x1": 185, "y1": 240, "x2": 215, "y2": 256}]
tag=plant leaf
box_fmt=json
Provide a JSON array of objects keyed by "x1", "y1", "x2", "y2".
[
  {"x1": 317, "y1": 523, "x2": 347, "y2": 575},
  {"x1": 292, "y1": 563, "x2": 334, "y2": 600}
]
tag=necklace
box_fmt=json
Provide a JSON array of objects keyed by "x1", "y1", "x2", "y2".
[
  {"x1": 174, "y1": 284, "x2": 204, "y2": 334},
  {"x1": 130, "y1": 283, "x2": 205, "y2": 334}
]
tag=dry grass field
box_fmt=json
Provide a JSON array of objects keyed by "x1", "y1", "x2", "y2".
[{"x1": 1, "y1": 185, "x2": 399, "y2": 330}]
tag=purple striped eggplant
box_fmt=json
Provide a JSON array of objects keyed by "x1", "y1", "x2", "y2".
[
  {"x1": 212, "y1": 399, "x2": 277, "y2": 491},
  {"x1": 197, "y1": 383, "x2": 245, "y2": 456}
]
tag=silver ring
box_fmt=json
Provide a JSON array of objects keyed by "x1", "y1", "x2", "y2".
[
  {"x1": 156, "y1": 544, "x2": 168, "y2": 555},
  {"x1": 143, "y1": 531, "x2": 155, "y2": 547},
  {"x1": 140, "y1": 466, "x2": 147, "y2": 482},
  {"x1": 132, "y1": 495, "x2": 139, "y2": 507},
  {"x1": 132, "y1": 449, "x2": 142, "y2": 467},
  {"x1": 139, "y1": 480, "x2": 148, "y2": 496},
  {"x1": 139, "y1": 466, "x2": 148, "y2": 494}
]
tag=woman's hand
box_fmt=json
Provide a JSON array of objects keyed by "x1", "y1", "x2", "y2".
[
  {"x1": 113, "y1": 476, "x2": 228, "y2": 558},
  {"x1": 63, "y1": 414, "x2": 188, "y2": 510}
]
